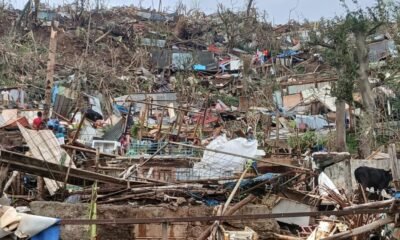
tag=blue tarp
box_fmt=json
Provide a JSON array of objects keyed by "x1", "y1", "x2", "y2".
[
  {"x1": 115, "y1": 104, "x2": 128, "y2": 114},
  {"x1": 186, "y1": 192, "x2": 220, "y2": 206},
  {"x1": 295, "y1": 115, "x2": 328, "y2": 130},
  {"x1": 394, "y1": 192, "x2": 400, "y2": 199},
  {"x1": 277, "y1": 50, "x2": 302, "y2": 58},
  {"x1": 51, "y1": 85, "x2": 59, "y2": 103},
  {"x1": 193, "y1": 64, "x2": 207, "y2": 71},
  {"x1": 31, "y1": 220, "x2": 61, "y2": 240},
  {"x1": 224, "y1": 173, "x2": 280, "y2": 190}
]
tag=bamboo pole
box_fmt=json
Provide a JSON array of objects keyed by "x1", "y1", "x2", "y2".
[
  {"x1": 89, "y1": 181, "x2": 98, "y2": 240},
  {"x1": 343, "y1": 199, "x2": 397, "y2": 211}
]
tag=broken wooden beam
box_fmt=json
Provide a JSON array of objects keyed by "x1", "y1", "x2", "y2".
[
  {"x1": 62, "y1": 144, "x2": 117, "y2": 158},
  {"x1": 389, "y1": 143, "x2": 400, "y2": 190},
  {"x1": 0, "y1": 150, "x2": 145, "y2": 187},
  {"x1": 343, "y1": 199, "x2": 398, "y2": 211},
  {"x1": 312, "y1": 152, "x2": 351, "y2": 169}
]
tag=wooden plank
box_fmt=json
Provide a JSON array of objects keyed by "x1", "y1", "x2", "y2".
[
  {"x1": 43, "y1": 26, "x2": 58, "y2": 119},
  {"x1": 162, "y1": 222, "x2": 168, "y2": 240},
  {"x1": 389, "y1": 144, "x2": 400, "y2": 190},
  {"x1": 0, "y1": 150, "x2": 145, "y2": 187},
  {"x1": 343, "y1": 199, "x2": 397, "y2": 211},
  {"x1": 62, "y1": 144, "x2": 117, "y2": 158}
]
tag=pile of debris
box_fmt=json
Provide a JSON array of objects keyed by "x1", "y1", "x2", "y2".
[{"x1": 0, "y1": 1, "x2": 399, "y2": 240}]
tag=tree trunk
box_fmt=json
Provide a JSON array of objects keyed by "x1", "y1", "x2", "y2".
[
  {"x1": 246, "y1": 0, "x2": 254, "y2": 17},
  {"x1": 355, "y1": 32, "x2": 375, "y2": 158},
  {"x1": 336, "y1": 99, "x2": 346, "y2": 152},
  {"x1": 33, "y1": 0, "x2": 40, "y2": 22},
  {"x1": 43, "y1": 26, "x2": 58, "y2": 120}
]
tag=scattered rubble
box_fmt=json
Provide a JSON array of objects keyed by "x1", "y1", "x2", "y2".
[{"x1": 0, "y1": 1, "x2": 399, "y2": 240}]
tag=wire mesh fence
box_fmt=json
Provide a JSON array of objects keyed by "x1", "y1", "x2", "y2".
[
  {"x1": 126, "y1": 139, "x2": 200, "y2": 157},
  {"x1": 124, "y1": 139, "x2": 261, "y2": 182}
]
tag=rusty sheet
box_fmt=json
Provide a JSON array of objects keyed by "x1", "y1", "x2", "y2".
[{"x1": 283, "y1": 93, "x2": 302, "y2": 109}]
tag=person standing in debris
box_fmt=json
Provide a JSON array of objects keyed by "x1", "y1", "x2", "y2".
[
  {"x1": 1, "y1": 90, "x2": 9, "y2": 106},
  {"x1": 119, "y1": 134, "x2": 129, "y2": 155},
  {"x1": 263, "y1": 49, "x2": 270, "y2": 63},
  {"x1": 246, "y1": 127, "x2": 255, "y2": 141},
  {"x1": 32, "y1": 111, "x2": 44, "y2": 130}
]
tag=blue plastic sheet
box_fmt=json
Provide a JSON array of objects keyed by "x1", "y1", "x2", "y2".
[
  {"x1": 394, "y1": 192, "x2": 400, "y2": 199},
  {"x1": 31, "y1": 220, "x2": 61, "y2": 240},
  {"x1": 51, "y1": 85, "x2": 59, "y2": 103},
  {"x1": 295, "y1": 115, "x2": 328, "y2": 130},
  {"x1": 277, "y1": 50, "x2": 301, "y2": 58},
  {"x1": 193, "y1": 64, "x2": 207, "y2": 71}
]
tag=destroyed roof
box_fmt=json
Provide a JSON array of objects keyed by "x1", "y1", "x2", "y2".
[
  {"x1": 115, "y1": 92, "x2": 177, "y2": 104},
  {"x1": 300, "y1": 86, "x2": 349, "y2": 112}
]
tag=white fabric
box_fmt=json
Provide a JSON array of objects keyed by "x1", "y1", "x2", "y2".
[
  {"x1": 0, "y1": 206, "x2": 58, "y2": 238},
  {"x1": 318, "y1": 172, "x2": 340, "y2": 196},
  {"x1": 189, "y1": 135, "x2": 258, "y2": 179},
  {"x1": 0, "y1": 207, "x2": 20, "y2": 232},
  {"x1": 15, "y1": 213, "x2": 58, "y2": 238}
]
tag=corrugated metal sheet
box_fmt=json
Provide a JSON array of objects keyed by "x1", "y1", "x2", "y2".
[
  {"x1": 288, "y1": 83, "x2": 315, "y2": 94},
  {"x1": 115, "y1": 92, "x2": 177, "y2": 112},
  {"x1": 172, "y1": 52, "x2": 193, "y2": 69},
  {"x1": 78, "y1": 119, "x2": 103, "y2": 145},
  {"x1": 369, "y1": 39, "x2": 398, "y2": 63},
  {"x1": 103, "y1": 118, "x2": 125, "y2": 141},
  {"x1": 283, "y1": 93, "x2": 302, "y2": 109},
  {"x1": 141, "y1": 38, "x2": 166, "y2": 48},
  {"x1": 38, "y1": 11, "x2": 57, "y2": 21},
  {"x1": 301, "y1": 87, "x2": 349, "y2": 112},
  {"x1": 53, "y1": 94, "x2": 74, "y2": 118},
  {"x1": 151, "y1": 50, "x2": 215, "y2": 69}
]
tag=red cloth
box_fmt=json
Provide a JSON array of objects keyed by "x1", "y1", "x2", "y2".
[{"x1": 32, "y1": 117, "x2": 43, "y2": 129}]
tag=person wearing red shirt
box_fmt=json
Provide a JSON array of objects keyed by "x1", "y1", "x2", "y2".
[{"x1": 32, "y1": 111, "x2": 43, "y2": 130}]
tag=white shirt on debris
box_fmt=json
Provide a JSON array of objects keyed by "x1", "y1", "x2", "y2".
[{"x1": 1, "y1": 91, "x2": 9, "y2": 101}]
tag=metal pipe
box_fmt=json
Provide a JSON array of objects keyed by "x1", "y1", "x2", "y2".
[{"x1": 60, "y1": 209, "x2": 392, "y2": 225}]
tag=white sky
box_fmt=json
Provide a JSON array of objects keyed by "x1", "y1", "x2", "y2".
[{"x1": 8, "y1": 0, "x2": 377, "y2": 24}]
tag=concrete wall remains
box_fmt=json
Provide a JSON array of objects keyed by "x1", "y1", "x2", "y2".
[
  {"x1": 324, "y1": 159, "x2": 391, "y2": 190},
  {"x1": 30, "y1": 201, "x2": 279, "y2": 240}
]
